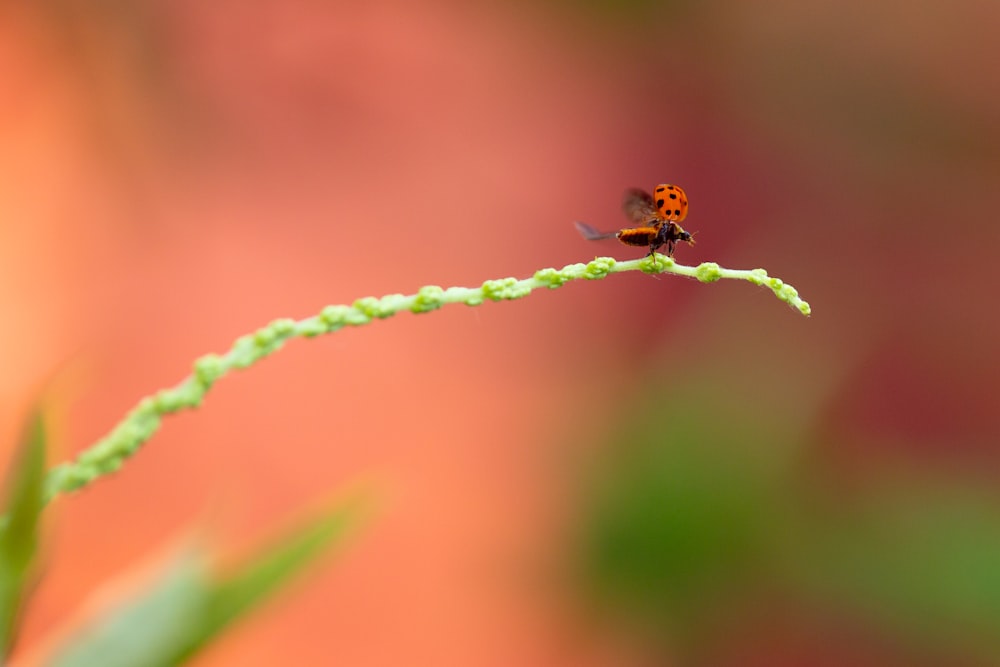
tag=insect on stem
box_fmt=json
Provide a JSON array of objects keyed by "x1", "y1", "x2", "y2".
[{"x1": 575, "y1": 183, "x2": 696, "y2": 258}]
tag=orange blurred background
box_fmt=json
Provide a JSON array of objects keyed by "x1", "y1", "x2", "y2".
[{"x1": 2, "y1": 0, "x2": 999, "y2": 665}]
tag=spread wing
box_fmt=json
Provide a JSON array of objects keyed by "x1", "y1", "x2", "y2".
[
  {"x1": 574, "y1": 221, "x2": 617, "y2": 241},
  {"x1": 622, "y1": 188, "x2": 658, "y2": 224}
]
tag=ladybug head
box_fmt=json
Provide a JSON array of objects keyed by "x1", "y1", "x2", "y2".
[{"x1": 676, "y1": 227, "x2": 695, "y2": 246}]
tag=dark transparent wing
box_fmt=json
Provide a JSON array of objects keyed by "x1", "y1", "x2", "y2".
[
  {"x1": 574, "y1": 221, "x2": 618, "y2": 241},
  {"x1": 622, "y1": 188, "x2": 658, "y2": 224}
]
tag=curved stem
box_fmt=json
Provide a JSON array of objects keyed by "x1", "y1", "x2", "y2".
[{"x1": 43, "y1": 254, "x2": 810, "y2": 502}]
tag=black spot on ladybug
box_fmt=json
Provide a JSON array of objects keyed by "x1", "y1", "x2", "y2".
[
  {"x1": 667, "y1": 185, "x2": 675, "y2": 190},
  {"x1": 656, "y1": 199, "x2": 665, "y2": 209},
  {"x1": 655, "y1": 186, "x2": 665, "y2": 193},
  {"x1": 674, "y1": 209, "x2": 681, "y2": 216},
  {"x1": 669, "y1": 193, "x2": 677, "y2": 200}
]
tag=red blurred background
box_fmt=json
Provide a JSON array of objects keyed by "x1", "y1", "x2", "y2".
[{"x1": 1, "y1": 0, "x2": 999, "y2": 664}]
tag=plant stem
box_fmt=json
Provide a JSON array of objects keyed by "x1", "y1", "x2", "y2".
[{"x1": 43, "y1": 254, "x2": 810, "y2": 502}]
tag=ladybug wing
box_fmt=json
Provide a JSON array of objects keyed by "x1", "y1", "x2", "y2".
[
  {"x1": 574, "y1": 221, "x2": 618, "y2": 241},
  {"x1": 622, "y1": 188, "x2": 658, "y2": 224}
]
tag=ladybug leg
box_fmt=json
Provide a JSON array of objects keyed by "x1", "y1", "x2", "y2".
[
  {"x1": 649, "y1": 227, "x2": 666, "y2": 258},
  {"x1": 653, "y1": 225, "x2": 671, "y2": 259},
  {"x1": 648, "y1": 238, "x2": 665, "y2": 258}
]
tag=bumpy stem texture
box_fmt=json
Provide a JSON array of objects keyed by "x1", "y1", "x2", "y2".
[{"x1": 44, "y1": 254, "x2": 810, "y2": 502}]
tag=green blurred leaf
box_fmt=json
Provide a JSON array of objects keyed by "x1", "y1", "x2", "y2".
[
  {"x1": 49, "y1": 490, "x2": 372, "y2": 667},
  {"x1": 48, "y1": 554, "x2": 211, "y2": 667},
  {"x1": 555, "y1": 0, "x2": 699, "y2": 23},
  {"x1": 786, "y1": 483, "x2": 1000, "y2": 661},
  {"x1": 181, "y1": 490, "x2": 371, "y2": 661},
  {"x1": 0, "y1": 411, "x2": 47, "y2": 656},
  {"x1": 573, "y1": 384, "x2": 794, "y2": 647}
]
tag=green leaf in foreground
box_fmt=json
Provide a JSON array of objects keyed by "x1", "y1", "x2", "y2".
[
  {"x1": 0, "y1": 411, "x2": 47, "y2": 656},
  {"x1": 183, "y1": 490, "x2": 372, "y2": 661},
  {"x1": 48, "y1": 489, "x2": 372, "y2": 667}
]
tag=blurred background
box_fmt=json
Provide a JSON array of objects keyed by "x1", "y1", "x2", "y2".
[{"x1": 1, "y1": 0, "x2": 999, "y2": 664}]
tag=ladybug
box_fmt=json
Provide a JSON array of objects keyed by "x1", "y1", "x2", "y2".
[{"x1": 574, "y1": 184, "x2": 695, "y2": 257}]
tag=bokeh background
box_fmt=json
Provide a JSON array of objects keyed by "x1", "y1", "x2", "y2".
[{"x1": 2, "y1": 0, "x2": 999, "y2": 664}]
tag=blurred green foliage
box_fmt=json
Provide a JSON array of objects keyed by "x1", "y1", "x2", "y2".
[
  {"x1": 0, "y1": 405, "x2": 369, "y2": 665},
  {"x1": 788, "y1": 482, "x2": 1000, "y2": 660},
  {"x1": 573, "y1": 374, "x2": 1000, "y2": 662},
  {"x1": 0, "y1": 411, "x2": 46, "y2": 657},
  {"x1": 574, "y1": 383, "x2": 797, "y2": 655},
  {"x1": 559, "y1": 0, "x2": 699, "y2": 22},
  {"x1": 48, "y1": 491, "x2": 370, "y2": 667}
]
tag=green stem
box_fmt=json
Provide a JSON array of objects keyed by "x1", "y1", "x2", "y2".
[{"x1": 43, "y1": 254, "x2": 810, "y2": 502}]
